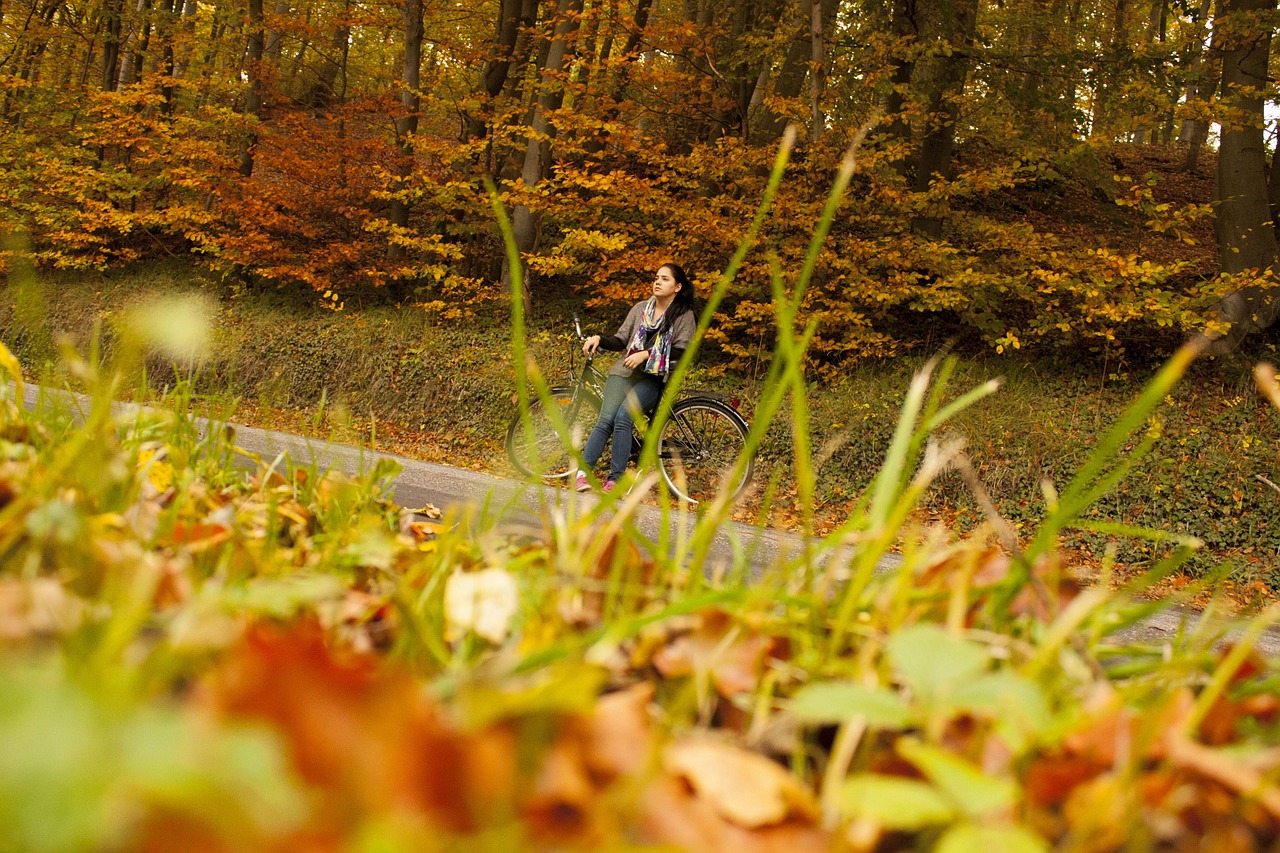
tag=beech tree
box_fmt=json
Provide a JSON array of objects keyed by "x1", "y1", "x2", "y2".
[
  {"x1": 238, "y1": 0, "x2": 266, "y2": 176},
  {"x1": 1206, "y1": 0, "x2": 1279, "y2": 351},
  {"x1": 506, "y1": 0, "x2": 582, "y2": 301},
  {"x1": 881, "y1": 0, "x2": 980, "y2": 236},
  {"x1": 386, "y1": 0, "x2": 422, "y2": 259}
]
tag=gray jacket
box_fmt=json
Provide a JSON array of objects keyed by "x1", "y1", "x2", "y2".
[{"x1": 599, "y1": 300, "x2": 697, "y2": 379}]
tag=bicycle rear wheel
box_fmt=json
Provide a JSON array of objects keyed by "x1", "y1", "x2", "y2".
[
  {"x1": 506, "y1": 391, "x2": 600, "y2": 481},
  {"x1": 657, "y1": 398, "x2": 752, "y2": 504}
]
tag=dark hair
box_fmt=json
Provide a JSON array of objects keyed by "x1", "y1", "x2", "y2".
[{"x1": 659, "y1": 262, "x2": 697, "y2": 330}]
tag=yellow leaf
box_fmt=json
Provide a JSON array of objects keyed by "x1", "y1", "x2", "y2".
[{"x1": 0, "y1": 342, "x2": 23, "y2": 402}]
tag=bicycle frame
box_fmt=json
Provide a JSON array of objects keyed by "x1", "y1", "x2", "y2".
[
  {"x1": 566, "y1": 314, "x2": 745, "y2": 461},
  {"x1": 507, "y1": 316, "x2": 753, "y2": 502}
]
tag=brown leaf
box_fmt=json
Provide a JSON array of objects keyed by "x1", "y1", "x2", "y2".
[
  {"x1": 524, "y1": 726, "x2": 607, "y2": 845},
  {"x1": 251, "y1": 464, "x2": 289, "y2": 489},
  {"x1": 0, "y1": 577, "x2": 86, "y2": 640},
  {"x1": 153, "y1": 556, "x2": 194, "y2": 610},
  {"x1": 170, "y1": 520, "x2": 233, "y2": 553},
  {"x1": 663, "y1": 734, "x2": 818, "y2": 829},
  {"x1": 582, "y1": 682, "x2": 657, "y2": 782},
  {"x1": 1024, "y1": 754, "x2": 1104, "y2": 808},
  {"x1": 560, "y1": 528, "x2": 657, "y2": 626},
  {"x1": 1166, "y1": 735, "x2": 1280, "y2": 821},
  {"x1": 652, "y1": 609, "x2": 782, "y2": 698},
  {"x1": 637, "y1": 774, "x2": 830, "y2": 853},
  {"x1": 200, "y1": 619, "x2": 478, "y2": 833}
]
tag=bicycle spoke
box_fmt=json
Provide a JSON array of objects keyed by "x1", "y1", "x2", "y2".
[
  {"x1": 507, "y1": 393, "x2": 599, "y2": 480},
  {"x1": 659, "y1": 401, "x2": 750, "y2": 504}
]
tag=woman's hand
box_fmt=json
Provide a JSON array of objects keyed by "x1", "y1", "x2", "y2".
[
  {"x1": 622, "y1": 349, "x2": 650, "y2": 369},
  {"x1": 582, "y1": 335, "x2": 601, "y2": 356}
]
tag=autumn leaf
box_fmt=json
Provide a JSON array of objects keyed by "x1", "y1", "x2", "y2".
[
  {"x1": 663, "y1": 734, "x2": 819, "y2": 829},
  {"x1": 651, "y1": 609, "x2": 785, "y2": 698}
]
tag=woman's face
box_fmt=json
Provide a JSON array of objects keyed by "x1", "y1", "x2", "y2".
[{"x1": 653, "y1": 266, "x2": 682, "y2": 300}]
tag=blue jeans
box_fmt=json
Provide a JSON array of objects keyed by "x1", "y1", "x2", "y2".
[{"x1": 582, "y1": 373, "x2": 664, "y2": 482}]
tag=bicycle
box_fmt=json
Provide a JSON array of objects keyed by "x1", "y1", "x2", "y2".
[{"x1": 505, "y1": 318, "x2": 754, "y2": 505}]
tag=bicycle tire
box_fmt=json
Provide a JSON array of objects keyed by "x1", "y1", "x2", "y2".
[
  {"x1": 657, "y1": 398, "x2": 752, "y2": 504},
  {"x1": 506, "y1": 391, "x2": 601, "y2": 481}
]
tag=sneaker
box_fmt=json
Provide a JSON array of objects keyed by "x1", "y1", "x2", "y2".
[
  {"x1": 602, "y1": 480, "x2": 617, "y2": 493},
  {"x1": 574, "y1": 473, "x2": 590, "y2": 492}
]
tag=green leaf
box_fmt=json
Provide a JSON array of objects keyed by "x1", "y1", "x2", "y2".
[
  {"x1": 897, "y1": 738, "x2": 1016, "y2": 818},
  {"x1": 950, "y1": 672, "x2": 1053, "y2": 750},
  {"x1": 790, "y1": 682, "x2": 910, "y2": 728},
  {"x1": 888, "y1": 624, "x2": 988, "y2": 705},
  {"x1": 840, "y1": 774, "x2": 955, "y2": 830},
  {"x1": 934, "y1": 823, "x2": 1048, "y2": 853}
]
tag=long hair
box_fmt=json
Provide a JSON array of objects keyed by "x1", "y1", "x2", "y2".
[{"x1": 659, "y1": 262, "x2": 697, "y2": 331}]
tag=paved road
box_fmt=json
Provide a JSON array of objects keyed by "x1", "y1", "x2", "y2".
[
  {"x1": 20, "y1": 383, "x2": 808, "y2": 577},
  {"x1": 20, "y1": 383, "x2": 1280, "y2": 657}
]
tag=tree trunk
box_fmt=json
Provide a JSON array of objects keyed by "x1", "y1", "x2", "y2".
[
  {"x1": 1146, "y1": 0, "x2": 1168, "y2": 144},
  {"x1": 1268, "y1": 117, "x2": 1280, "y2": 223},
  {"x1": 100, "y1": 0, "x2": 124, "y2": 89},
  {"x1": 170, "y1": 0, "x2": 196, "y2": 79},
  {"x1": 505, "y1": 0, "x2": 583, "y2": 311},
  {"x1": 153, "y1": 0, "x2": 176, "y2": 112},
  {"x1": 462, "y1": 0, "x2": 524, "y2": 142},
  {"x1": 809, "y1": 0, "x2": 825, "y2": 136},
  {"x1": 119, "y1": 0, "x2": 152, "y2": 87},
  {"x1": 265, "y1": 0, "x2": 289, "y2": 62},
  {"x1": 238, "y1": 0, "x2": 265, "y2": 176},
  {"x1": 1179, "y1": 0, "x2": 1216, "y2": 171},
  {"x1": 387, "y1": 0, "x2": 422, "y2": 261},
  {"x1": 303, "y1": 6, "x2": 350, "y2": 109},
  {"x1": 1012, "y1": 0, "x2": 1063, "y2": 110},
  {"x1": 882, "y1": 0, "x2": 917, "y2": 175},
  {"x1": 582, "y1": 0, "x2": 652, "y2": 155},
  {"x1": 910, "y1": 0, "x2": 980, "y2": 236},
  {"x1": 756, "y1": 0, "x2": 813, "y2": 141},
  {"x1": 1206, "y1": 0, "x2": 1279, "y2": 352},
  {"x1": 501, "y1": 0, "x2": 540, "y2": 104},
  {"x1": 1091, "y1": 0, "x2": 1130, "y2": 138}
]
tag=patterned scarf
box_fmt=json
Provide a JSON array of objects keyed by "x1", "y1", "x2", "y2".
[{"x1": 628, "y1": 297, "x2": 674, "y2": 377}]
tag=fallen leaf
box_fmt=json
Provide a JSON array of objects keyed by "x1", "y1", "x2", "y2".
[
  {"x1": 638, "y1": 774, "x2": 830, "y2": 853},
  {"x1": 652, "y1": 609, "x2": 783, "y2": 698},
  {"x1": 583, "y1": 682, "x2": 657, "y2": 782},
  {"x1": 664, "y1": 734, "x2": 818, "y2": 829},
  {"x1": 444, "y1": 568, "x2": 519, "y2": 644}
]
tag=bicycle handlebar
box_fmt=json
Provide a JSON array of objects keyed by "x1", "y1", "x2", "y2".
[{"x1": 572, "y1": 314, "x2": 596, "y2": 363}]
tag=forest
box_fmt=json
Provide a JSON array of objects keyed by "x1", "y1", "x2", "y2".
[{"x1": 4, "y1": 0, "x2": 1280, "y2": 367}]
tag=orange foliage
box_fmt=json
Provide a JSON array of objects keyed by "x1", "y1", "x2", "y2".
[{"x1": 188, "y1": 619, "x2": 834, "y2": 851}]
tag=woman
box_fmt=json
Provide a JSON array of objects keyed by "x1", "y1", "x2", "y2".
[{"x1": 576, "y1": 263, "x2": 698, "y2": 492}]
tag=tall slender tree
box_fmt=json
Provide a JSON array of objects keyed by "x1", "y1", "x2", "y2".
[
  {"x1": 386, "y1": 0, "x2": 422, "y2": 260},
  {"x1": 1207, "y1": 0, "x2": 1279, "y2": 350},
  {"x1": 238, "y1": 0, "x2": 266, "y2": 176},
  {"x1": 506, "y1": 0, "x2": 582, "y2": 305}
]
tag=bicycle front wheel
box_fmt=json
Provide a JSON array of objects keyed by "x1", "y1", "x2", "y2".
[
  {"x1": 657, "y1": 398, "x2": 752, "y2": 504},
  {"x1": 506, "y1": 391, "x2": 600, "y2": 481}
]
